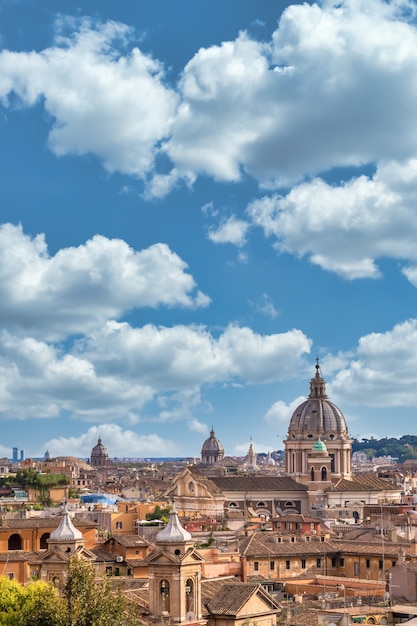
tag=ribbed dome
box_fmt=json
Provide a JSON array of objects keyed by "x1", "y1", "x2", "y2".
[
  {"x1": 202, "y1": 429, "x2": 224, "y2": 453},
  {"x1": 50, "y1": 506, "x2": 83, "y2": 542},
  {"x1": 288, "y1": 363, "x2": 348, "y2": 438},
  {"x1": 91, "y1": 437, "x2": 107, "y2": 455},
  {"x1": 155, "y1": 509, "x2": 192, "y2": 543},
  {"x1": 90, "y1": 437, "x2": 109, "y2": 467}
]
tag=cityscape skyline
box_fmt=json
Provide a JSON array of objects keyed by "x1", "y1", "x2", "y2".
[{"x1": 1, "y1": 0, "x2": 417, "y2": 459}]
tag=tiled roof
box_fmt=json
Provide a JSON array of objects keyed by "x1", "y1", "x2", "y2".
[
  {"x1": 210, "y1": 476, "x2": 308, "y2": 492},
  {"x1": 0, "y1": 551, "x2": 29, "y2": 561},
  {"x1": 201, "y1": 576, "x2": 239, "y2": 607},
  {"x1": 274, "y1": 514, "x2": 321, "y2": 523},
  {"x1": 240, "y1": 533, "x2": 338, "y2": 557},
  {"x1": 206, "y1": 583, "x2": 269, "y2": 616},
  {"x1": 108, "y1": 534, "x2": 150, "y2": 548},
  {"x1": 332, "y1": 539, "x2": 411, "y2": 557},
  {"x1": 330, "y1": 475, "x2": 399, "y2": 491},
  {"x1": 0, "y1": 517, "x2": 95, "y2": 529},
  {"x1": 125, "y1": 558, "x2": 148, "y2": 567}
]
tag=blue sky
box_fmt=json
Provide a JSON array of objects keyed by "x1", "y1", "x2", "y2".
[{"x1": 1, "y1": 0, "x2": 417, "y2": 460}]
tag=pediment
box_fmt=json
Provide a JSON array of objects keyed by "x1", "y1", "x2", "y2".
[{"x1": 40, "y1": 549, "x2": 71, "y2": 563}]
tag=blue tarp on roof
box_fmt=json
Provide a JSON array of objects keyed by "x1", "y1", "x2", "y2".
[{"x1": 80, "y1": 494, "x2": 118, "y2": 505}]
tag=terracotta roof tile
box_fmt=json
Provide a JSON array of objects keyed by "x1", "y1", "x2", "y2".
[
  {"x1": 210, "y1": 476, "x2": 308, "y2": 491},
  {"x1": 206, "y1": 583, "x2": 266, "y2": 616}
]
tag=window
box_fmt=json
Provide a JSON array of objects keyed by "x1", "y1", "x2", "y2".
[
  {"x1": 339, "y1": 557, "x2": 345, "y2": 567},
  {"x1": 354, "y1": 562, "x2": 359, "y2": 576},
  {"x1": 301, "y1": 559, "x2": 306, "y2": 569},
  {"x1": 116, "y1": 521, "x2": 123, "y2": 529},
  {"x1": 7, "y1": 573, "x2": 14, "y2": 580},
  {"x1": 320, "y1": 536, "x2": 325, "y2": 542},
  {"x1": 392, "y1": 561, "x2": 396, "y2": 567},
  {"x1": 379, "y1": 560, "x2": 383, "y2": 570},
  {"x1": 285, "y1": 560, "x2": 291, "y2": 570},
  {"x1": 316, "y1": 558, "x2": 321, "y2": 568},
  {"x1": 306, "y1": 536, "x2": 311, "y2": 542},
  {"x1": 332, "y1": 557, "x2": 337, "y2": 568},
  {"x1": 366, "y1": 559, "x2": 370, "y2": 569},
  {"x1": 270, "y1": 561, "x2": 275, "y2": 571},
  {"x1": 254, "y1": 561, "x2": 259, "y2": 572},
  {"x1": 291, "y1": 536, "x2": 296, "y2": 543},
  {"x1": 8, "y1": 534, "x2": 22, "y2": 551}
]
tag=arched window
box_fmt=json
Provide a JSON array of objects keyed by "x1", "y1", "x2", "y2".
[
  {"x1": 40, "y1": 533, "x2": 50, "y2": 549},
  {"x1": 8, "y1": 534, "x2": 22, "y2": 550},
  {"x1": 160, "y1": 580, "x2": 170, "y2": 614},
  {"x1": 321, "y1": 467, "x2": 327, "y2": 481},
  {"x1": 185, "y1": 578, "x2": 194, "y2": 615},
  {"x1": 311, "y1": 467, "x2": 315, "y2": 481}
]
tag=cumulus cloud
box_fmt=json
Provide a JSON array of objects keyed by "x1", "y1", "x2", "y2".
[
  {"x1": 77, "y1": 321, "x2": 312, "y2": 388},
  {"x1": 247, "y1": 159, "x2": 417, "y2": 280},
  {"x1": 164, "y1": 0, "x2": 417, "y2": 187},
  {"x1": 264, "y1": 396, "x2": 306, "y2": 428},
  {"x1": 329, "y1": 319, "x2": 417, "y2": 407},
  {"x1": 43, "y1": 423, "x2": 176, "y2": 459},
  {"x1": 0, "y1": 223, "x2": 209, "y2": 340},
  {"x1": 0, "y1": 17, "x2": 177, "y2": 179},
  {"x1": 187, "y1": 419, "x2": 209, "y2": 435},
  {"x1": 207, "y1": 216, "x2": 250, "y2": 247},
  {"x1": 2, "y1": 1, "x2": 417, "y2": 194},
  {"x1": 0, "y1": 322, "x2": 311, "y2": 422}
]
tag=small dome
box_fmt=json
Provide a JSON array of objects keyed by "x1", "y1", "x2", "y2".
[
  {"x1": 50, "y1": 506, "x2": 83, "y2": 542},
  {"x1": 202, "y1": 429, "x2": 224, "y2": 453},
  {"x1": 90, "y1": 437, "x2": 109, "y2": 467},
  {"x1": 156, "y1": 509, "x2": 192, "y2": 543},
  {"x1": 201, "y1": 428, "x2": 225, "y2": 465},
  {"x1": 312, "y1": 438, "x2": 327, "y2": 453}
]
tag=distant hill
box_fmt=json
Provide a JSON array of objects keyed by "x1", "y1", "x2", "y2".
[{"x1": 352, "y1": 435, "x2": 417, "y2": 463}]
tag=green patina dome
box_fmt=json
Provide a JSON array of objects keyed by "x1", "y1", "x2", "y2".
[{"x1": 312, "y1": 438, "x2": 327, "y2": 452}]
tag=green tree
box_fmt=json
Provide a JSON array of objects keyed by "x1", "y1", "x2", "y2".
[
  {"x1": 0, "y1": 576, "x2": 22, "y2": 625},
  {"x1": 20, "y1": 581, "x2": 66, "y2": 626},
  {"x1": 63, "y1": 555, "x2": 139, "y2": 626},
  {"x1": 146, "y1": 504, "x2": 171, "y2": 523},
  {"x1": 0, "y1": 577, "x2": 64, "y2": 626}
]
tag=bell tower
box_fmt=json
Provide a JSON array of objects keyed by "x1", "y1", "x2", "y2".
[{"x1": 147, "y1": 509, "x2": 204, "y2": 623}]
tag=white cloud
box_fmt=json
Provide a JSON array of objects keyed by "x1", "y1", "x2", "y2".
[
  {"x1": 187, "y1": 419, "x2": 209, "y2": 435},
  {"x1": 264, "y1": 396, "x2": 306, "y2": 427},
  {"x1": 0, "y1": 223, "x2": 209, "y2": 340},
  {"x1": 329, "y1": 319, "x2": 417, "y2": 407},
  {"x1": 2, "y1": 2, "x2": 417, "y2": 194},
  {"x1": 252, "y1": 293, "x2": 279, "y2": 319},
  {"x1": 0, "y1": 322, "x2": 311, "y2": 422},
  {"x1": 0, "y1": 17, "x2": 177, "y2": 179},
  {"x1": 43, "y1": 423, "x2": 176, "y2": 459},
  {"x1": 247, "y1": 159, "x2": 417, "y2": 280},
  {"x1": 165, "y1": 0, "x2": 417, "y2": 187},
  {"x1": 208, "y1": 215, "x2": 250, "y2": 247},
  {"x1": 78, "y1": 321, "x2": 312, "y2": 388}
]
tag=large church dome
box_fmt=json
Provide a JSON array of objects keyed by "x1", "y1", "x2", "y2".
[
  {"x1": 90, "y1": 437, "x2": 109, "y2": 467},
  {"x1": 288, "y1": 362, "x2": 348, "y2": 439},
  {"x1": 285, "y1": 362, "x2": 352, "y2": 482},
  {"x1": 201, "y1": 428, "x2": 224, "y2": 465}
]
